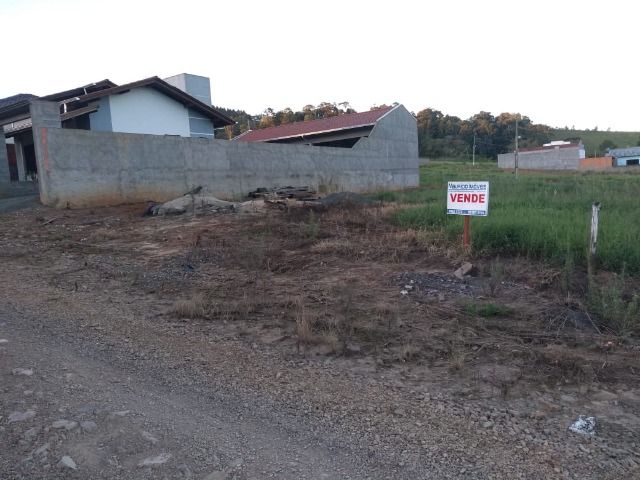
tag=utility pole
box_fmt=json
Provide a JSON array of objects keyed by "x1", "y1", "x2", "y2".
[
  {"x1": 514, "y1": 116, "x2": 519, "y2": 178},
  {"x1": 472, "y1": 133, "x2": 476, "y2": 166}
]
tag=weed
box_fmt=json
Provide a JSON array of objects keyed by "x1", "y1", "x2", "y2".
[
  {"x1": 486, "y1": 257, "x2": 504, "y2": 297},
  {"x1": 303, "y1": 211, "x2": 321, "y2": 240},
  {"x1": 561, "y1": 248, "x2": 574, "y2": 301},
  {"x1": 588, "y1": 271, "x2": 640, "y2": 336},
  {"x1": 294, "y1": 297, "x2": 315, "y2": 346},
  {"x1": 172, "y1": 293, "x2": 208, "y2": 318},
  {"x1": 397, "y1": 343, "x2": 420, "y2": 362}
]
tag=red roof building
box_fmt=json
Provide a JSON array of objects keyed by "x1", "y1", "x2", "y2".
[{"x1": 234, "y1": 105, "x2": 397, "y2": 148}]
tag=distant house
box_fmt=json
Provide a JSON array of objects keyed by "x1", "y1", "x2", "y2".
[
  {"x1": 0, "y1": 74, "x2": 234, "y2": 183},
  {"x1": 607, "y1": 147, "x2": 640, "y2": 167},
  {"x1": 497, "y1": 141, "x2": 611, "y2": 170},
  {"x1": 233, "y1": 105, "x2": 401, "y2": 148}
]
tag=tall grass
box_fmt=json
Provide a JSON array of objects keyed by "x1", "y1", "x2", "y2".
[{"x1": 378, "y1": 162, "x2": 640, "y2": 274}]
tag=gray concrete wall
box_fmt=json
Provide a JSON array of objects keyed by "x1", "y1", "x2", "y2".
[
  {"x1": 29, "y1": 101, "x2": 419, "y2": 208},
  {"x1": 0, "y1": 133, "x2": 9, "y2": 184},
  {"x1": 498, "y1": 147, "x2": 581, "y2": 170},
  {"x1": 31, "y1": 100, "x2": 62, "y2": 205}
]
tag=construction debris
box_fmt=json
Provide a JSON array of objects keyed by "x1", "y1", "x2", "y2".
[
  {"x1": 149, "y1": 194, "x2": 237, "y2": 216},
  {"x1": 248, "y1": 186, "x2": 317, "y2": 201}
]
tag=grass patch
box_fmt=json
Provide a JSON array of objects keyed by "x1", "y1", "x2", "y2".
[{"x1": 379, "y1": 162, "x2": 640, "y2": 274}]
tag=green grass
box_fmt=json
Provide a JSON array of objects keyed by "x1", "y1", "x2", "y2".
[
  {"x1": 550, "y1": 129, "x2": 640, "y2": 157},
  {"x1": 377, "y1": 162, "x2": 640, "y2": 274}
]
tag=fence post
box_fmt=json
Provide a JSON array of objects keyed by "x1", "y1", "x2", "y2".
[{"x1": 589, "y1": 202, "x2": 601, "y2": 257}]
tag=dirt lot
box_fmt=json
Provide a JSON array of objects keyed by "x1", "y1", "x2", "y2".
[{"x1": 1, "y1": 200, "x2": 639, "y2": 479}]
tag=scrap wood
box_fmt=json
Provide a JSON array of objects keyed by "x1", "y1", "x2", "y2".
[
  {"x1": 249, "y1": 186, "x2": 317, "y2": 201},
  {"x1": 41, "y1": 216, "x2": 63, "y2": 226}
]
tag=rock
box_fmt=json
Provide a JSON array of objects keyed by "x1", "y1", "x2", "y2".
[
  {"x1": 0, "y1": 338, "x2": 8, "y2": 344},
  {"x1": 345, "y1": 342, "x2": 362, "y2": 355},
  {"x1": 8, "y1": 410, "x2": 36, "y2": 423},
  {"x1": 138, "y1": 453, "x2": 172, "y2": 467},
  {"x1": 52, "y1": 419, "x2": 78, "y2": 431},
  {"x1": 141, "y1": 431, "x2": 159, "y2": 445},
  {"x1": 80, "y1": 420, "x2": 98, "y2": 433},
  {"x1": 58, "y1": 455, "x2": 77, "y2": 470},
  {"x1": 482, "y1": 421, "x2": 494, "y2": 429},
  {"x1": 591, "y1": 390, "x2": 618, "y2": 402},
  {"x1": 111, "y1": 410, "x2": 131, "y2": 417},
  {"x1": 34, "y1": 443, "x2": 50, "y2": 457},
  {"x1": 177, "y1": 463, "x2": 193, "y2": 478},
  {"x1": 23, "y1": 427, "x2": 39, "y2": 441},
  {"x1": 230, "y1": 458, "x2": 243, "y2": 468},
  {"x1": 203, "y1": 469, "x2": 230, "y2": 480},
  {"x1": 11, "y1": 368, "x2": 34, "y2": 376},
  {"x1": 454, "y1": 262, "x2": 474, "y2": 280}
]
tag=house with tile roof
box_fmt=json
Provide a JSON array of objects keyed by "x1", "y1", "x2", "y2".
[{"x1": 0, "y1": 74, "x2": 234, "y2": 183}]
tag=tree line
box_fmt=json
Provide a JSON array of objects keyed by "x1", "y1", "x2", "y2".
[{"x1": 214, "y1": 102, "x2": 555, "y2": 159}]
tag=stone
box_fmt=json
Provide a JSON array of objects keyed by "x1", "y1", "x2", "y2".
[
  {"x1": 203, "y1": 469, "x2": 230, "y2": 480},
  {"x1": 58, "y1": 455, "x2": 77, "y2": 470},
  {"x1": 345, "y1": 342, "x2": 362, "y2": 355},
  {"x1": 80, "y1": 421, "x2": 98, "y2": 433},
  {"x1": 34, "y1": 443, "x2": 50, "y2": 457},
  {"x1": 11, "y1": 368, "x2": 34, "y2": 376},
  {"x1": 138, "y1": 453, "x2": 172, "y2": 467},
  {"x1": 23, "y1": 427, "x2": 39, "y2": 441},
  {"x1": 0, "y1": 338, "x2": 8, "y2": 344},
  {"x1": 8, "y1": 410, "x2": 36, "y2": 423},
  {"x1": 482, "y1": 421, "x2": 494, "y2": 429},
  {"x1": 141, "y1": 431, "x2": 159, "y2": 444},
  {"x1": 111, "y1": 410, "x2": 131, "y2": 417},
  {"x1": 592, "y1": 390, "x2": 618, "y2": 402},
  {"x1": 454, "y1": 262, "x2": 474, "y2": 280},
  {"x1": 52, "y1": 419, "x2": 78, "y2": 431}
]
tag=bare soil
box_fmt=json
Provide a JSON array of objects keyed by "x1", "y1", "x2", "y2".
[{"x1": 1, "y1": 201, "x2": 639, "y2": 479}]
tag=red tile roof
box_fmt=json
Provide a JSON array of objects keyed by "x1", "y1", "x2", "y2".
[{"x1": 235, "y1": 105, "x2": 396, "y2": 142}]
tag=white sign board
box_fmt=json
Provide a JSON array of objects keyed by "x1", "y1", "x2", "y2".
[{"x1": 447, "y1": 181, "x2": 490, "y2": 216}]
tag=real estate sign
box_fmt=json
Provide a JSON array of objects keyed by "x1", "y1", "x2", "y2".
[{"x1": 447, "y1": 181, "x2": 490, "y2": 216}]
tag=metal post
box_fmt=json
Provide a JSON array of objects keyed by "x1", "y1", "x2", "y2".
[{"x1": 463, "y1": 215, "x2": 471, "y2": 247}]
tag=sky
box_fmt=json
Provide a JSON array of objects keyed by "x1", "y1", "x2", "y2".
[{"x1": 1, "y1": 0, "x2": 638, "y2": 131}]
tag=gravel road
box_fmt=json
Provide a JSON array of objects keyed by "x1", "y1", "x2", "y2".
[{"x1": 1, "y1": 302, "x2": 405, "y2": 479}]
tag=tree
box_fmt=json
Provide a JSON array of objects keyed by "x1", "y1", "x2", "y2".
[{"x1": 599, "y1": 139, "x2": 617, "y2": 153}]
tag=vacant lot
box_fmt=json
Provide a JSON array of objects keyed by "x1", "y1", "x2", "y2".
[
  {"x1": 1, "y1": 189, "x2": 639, "y2": 478},
  {"x1": 379, "y1": 163, "x2": 640, "y2": 276}
]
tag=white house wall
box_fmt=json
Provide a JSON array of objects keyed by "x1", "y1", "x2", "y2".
[{"x1": 107, "y1": 87, "x2": 191, "y2": 137}]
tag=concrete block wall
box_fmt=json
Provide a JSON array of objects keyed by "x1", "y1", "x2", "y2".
[
  {"x1": 498, "y1": 148, "x2": 581, "y2": 170},
  {"x1": 30, "y1": 101, "x2": 419, "y2": 208}
]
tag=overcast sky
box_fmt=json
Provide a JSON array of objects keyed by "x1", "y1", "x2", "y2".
[{"x1": 1, "y1": 0, "x2": 637, "y2": 130}]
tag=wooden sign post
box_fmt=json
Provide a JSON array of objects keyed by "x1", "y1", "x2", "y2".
[
  {"x1": 463, "y1": 215, "x2": 471, "y2": 247},
  {"x1": 447, "y1": 181, "x2": 490, "y2": 248}
]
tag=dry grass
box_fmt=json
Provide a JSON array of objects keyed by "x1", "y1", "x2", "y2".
[
  {"x1": 172, "y1": 293, "x2": 208, "y2": 318},
  {"x1": 397, "y1": 343, "x2": 420, "y2": 362},
  {"x1": 295, "y1": 297, "x2": 315, "y2": 346}
]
